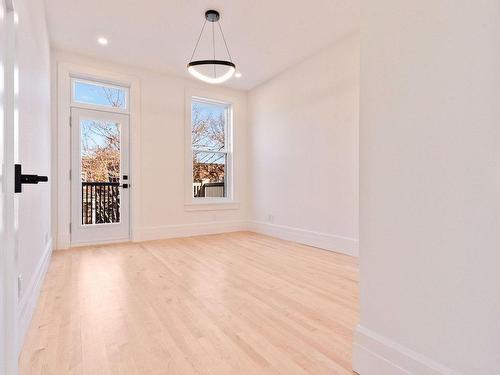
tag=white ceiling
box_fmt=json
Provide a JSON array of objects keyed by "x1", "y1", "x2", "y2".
[{"x1": 44, "y1": 0, "x2": 359, "y2": 90}]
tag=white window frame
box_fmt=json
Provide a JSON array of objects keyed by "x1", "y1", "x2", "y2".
[
  {"x1": 184, "y1": 92, "x2": 238, "y2": 211},
  {"x1": 71, "y1": 77, "x2": 130, "y2": 114}
]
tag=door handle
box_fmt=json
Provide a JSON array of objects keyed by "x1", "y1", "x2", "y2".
[{"x1": 15, "y1": 164, "x2": 48, "y2": 193}]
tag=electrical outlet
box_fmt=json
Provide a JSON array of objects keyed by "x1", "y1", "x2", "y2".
[
  {"x1": 267, "y1": 214, "x2": 274, "y2": 223},
  {"x1": 18, "y1": 274, "x2": 23, "y2": 298}
]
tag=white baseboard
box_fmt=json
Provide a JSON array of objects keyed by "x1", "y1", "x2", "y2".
[
  {"x1": 248, "y1": 220, "x2": 358, "y2": 257},
  {"x1": 353, "y1": 325, "x2": 457, "y2": 375},
  {"x1": 17, "y1": 238, "x2": 53, "y2": 356},
  {"x1": 133, "y1": 220, "x2": 248, "y2": 242},
  {"x1": 59, "y1": 220, "x2": 358, "y2": 257},
  {"x1": 57, "y1": 232, "x2": 70, "y2": 250}
]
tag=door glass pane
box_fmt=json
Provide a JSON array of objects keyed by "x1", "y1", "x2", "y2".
[
  {"x1": 80, "y1": 119, "x2": 121, "y2": 225},
  {"x1": 193, "y1": 151, "x2": 226, "y2": 198}
]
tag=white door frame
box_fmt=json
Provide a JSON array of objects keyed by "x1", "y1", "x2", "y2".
[
  {"x1": 0, "y1": 0, "x2": 19, "y2": 373},
  {"x1": 70, "y1": 107, "x2": 130, "y2": 244},
  {"x1": 56, "y1": 62, "x2": 141, "y2": 249}
]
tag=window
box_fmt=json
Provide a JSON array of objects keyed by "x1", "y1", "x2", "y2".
[
  {"x1": 72, "y1": 78, "x2": 129, "y2": 111},
  {"x1": 190, "y1": 97, "x2": 232, "y2": 200}
]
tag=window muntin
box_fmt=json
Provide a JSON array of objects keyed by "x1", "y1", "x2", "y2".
[
  {"x1": 72, "y1": 79, "x2": 129, "y2": 111},
  {"x1": 191, "y1": 98, "x2": 231, "y2": 199}
]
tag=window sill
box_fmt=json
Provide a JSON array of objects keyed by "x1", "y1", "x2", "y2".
[{"x1": 184, "y1": 200, "x2": 240, "y2": 212}]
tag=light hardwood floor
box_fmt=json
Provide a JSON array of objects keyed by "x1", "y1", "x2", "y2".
[{"x1": 20, "y1": 232, "x2": 358, "y2": 375}]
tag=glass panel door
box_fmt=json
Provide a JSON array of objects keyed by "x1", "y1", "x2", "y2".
[{"x1": 71, "y1": 107, "x2": 130, "y2": 244}]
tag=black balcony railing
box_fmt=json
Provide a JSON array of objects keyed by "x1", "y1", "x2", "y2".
[{"x1": 82, "y1": 182, "x2": 120, "y2": 225}]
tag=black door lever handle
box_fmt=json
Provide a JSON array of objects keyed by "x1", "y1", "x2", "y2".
[
  {"x1": 21, "y1": 174, "x2": 48, "y2": 184},
  {"x1": 15, "y1": 164, "x2": 48, "y2": 193}
]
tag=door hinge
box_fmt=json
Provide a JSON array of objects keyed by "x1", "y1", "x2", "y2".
[
  {"x1": 69, "y1": 223, "x2": 72, "y2": 233},
  {"x1": 69, "y1": 169, "x2": 71, "y2": 180},
  {"x1": 69, "y1": 115, "x2": 72, "y2": 127}
]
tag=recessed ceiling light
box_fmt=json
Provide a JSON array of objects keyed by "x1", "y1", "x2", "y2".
[
  {"x1": 235, "y1": 72, "x2": 242, "y2": 78},
  {"x1": 97, "y1": 37, "x2": 108, "y2": 45}
]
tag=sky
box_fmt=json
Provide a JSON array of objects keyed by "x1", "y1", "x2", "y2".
[
  {"x1": 192, "y1": 100, "x2": 226, "y2": 119},
  {"x1": 74, "y1": 81, "x2": 127, "y2": 109}
]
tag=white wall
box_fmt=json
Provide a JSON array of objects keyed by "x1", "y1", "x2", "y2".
[
  {"x1": 52, "y1": 50, "x2": 249, "y2": 248},
  {"x1": 247, "y1": 33, "x2": 359, "y2": 256},
  {"x1": 15, "y1": 0, "x2": 52, "y2": 353},
  {"x1": 354, "y1": 1, "x2": 500, "y2": 374}
]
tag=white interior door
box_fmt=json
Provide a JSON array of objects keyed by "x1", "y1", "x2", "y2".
[
  {"x1": 70, "y1": 107, "x2": 130, "y2": 244},
  {"x1": 0, "y1": 1, "x2": 18, "y2": 373}
]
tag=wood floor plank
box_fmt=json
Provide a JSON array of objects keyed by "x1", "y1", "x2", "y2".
[{"x1": 19, "y1": 232, "x2": 358, "y2": 375}]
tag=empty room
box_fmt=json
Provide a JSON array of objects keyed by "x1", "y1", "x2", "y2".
[{"x1": 1, "y1": 0, "x2": 498, "y2": 374}]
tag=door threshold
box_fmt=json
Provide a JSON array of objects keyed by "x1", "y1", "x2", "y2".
[{"x1": 70, "y1": 237, "x2": 131, "y2": 248}]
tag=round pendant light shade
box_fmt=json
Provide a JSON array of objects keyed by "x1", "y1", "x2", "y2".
[
  {"x1": 187, "y1": 10, "x2": 236, "y2": 84},
  {"x1": 187, "y1": 60, "x2": 235, "y2": 84}
]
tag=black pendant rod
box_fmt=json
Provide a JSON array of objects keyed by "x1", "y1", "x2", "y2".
[{"x1": 212, "y1": 21, "x2": 216, "y2": 77}]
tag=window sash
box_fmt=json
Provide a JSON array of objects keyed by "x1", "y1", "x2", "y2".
[
  {"x1": 191, "y1": 98, "x2": 230, "y2": 153},
  {"x1": 192, "y1": 151, "x2": 228, "y2": 199},
  {"x1": 188, "y1": 94, "x2": 233, "y2": 203},
  {"x1": 192, "y1": 149, "x2": 228, "y2": 155}
]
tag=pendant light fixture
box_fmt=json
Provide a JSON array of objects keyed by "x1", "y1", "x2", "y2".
[{"x1": 187, "y1": 10, "x2": 236, "y2": 84}]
